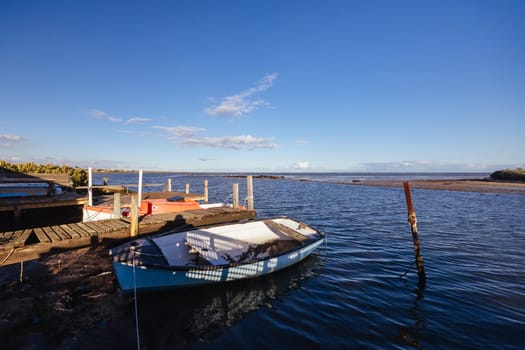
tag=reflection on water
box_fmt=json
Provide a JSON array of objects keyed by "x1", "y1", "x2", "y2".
[
  {"x1": 137, "y1": 255, "x2": 323, "y2": 348},
  {"x1": 94, "y1": 173, "x2": 525, "y2": 349}
]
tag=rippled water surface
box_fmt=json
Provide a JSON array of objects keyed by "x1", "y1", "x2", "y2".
[{"x1": 96, "y1": 173, "x2": 525, "y2": 349}]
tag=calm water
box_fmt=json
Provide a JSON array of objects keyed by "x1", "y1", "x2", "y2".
[{"x1": 95, "y1": 173, "x2": 525, "y2": 349}]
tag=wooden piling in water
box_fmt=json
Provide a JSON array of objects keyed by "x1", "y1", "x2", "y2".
[
  {"x1": 403, "y1": 181, "x2": 426, "y2": 288},
  {"x1": 247, "y1": 176, "x2": 254, "y2": 211},
  {"x1": 204, "y1": 179, "x2": 208, "y2": 203},
  {"x1": 233, "y1": 183, "x2": 239, "y2": 209}
]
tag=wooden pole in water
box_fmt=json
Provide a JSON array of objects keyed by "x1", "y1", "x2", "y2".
[
  {"x1": 204, "y1": 179, "x2": 209, "y2": 203},
  {"x1": 233, "y1": 183, "x2": 239, "y2": 209},
  {"x1": 247, "y1": 175, "x2": 254, "y2": 211},
  {"x1": 185, "y1": 183, "x2": 190, "y2": 194},
  {"x1": 403, "y1": 181, "x2": 426, "y2": 287},
  {"x1": 167, "y1": 178, "x2": 172, "y2": 192},
  {"x1": 130, "y1": 194, "x2": 139, "y2": 237}
]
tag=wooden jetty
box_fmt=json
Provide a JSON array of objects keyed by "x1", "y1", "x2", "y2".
[
  {"x1": 0, "y1": 172, "x2": 87, "y2": 228},
  {"x1": 0, "y1": 207, "x2": 256, "y2": 266},
  {"x1": 0, "y1": 175, "x2": 257, "y2": 266}
]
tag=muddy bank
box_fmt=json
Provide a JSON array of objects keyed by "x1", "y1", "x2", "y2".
[
  {"x1": 0, "y1": 245, "x2": 137, "y2": 349},
  {"x1": 344, "y1": 179, "x2": 525, "y2": 195}
]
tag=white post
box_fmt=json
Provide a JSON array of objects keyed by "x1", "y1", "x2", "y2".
[
  {"x1": 233, "y1": 183, "x2": 239, "y2": 209},
  {"x1": 88, "y1": 167, "x2": 93, "y2": 206},
  {"x1": 138, "y1": 169, "x2": 143, "y2": 207},
  {"x1": 185, "y1": 183, "x2": 190, "y2": 194},
  {"x1": 167, "y1": 178, "x2": 172, "y2": 192},
  {"x1": 204, "y1": 179, "x2": 208, "y2": 203},
  {"x1": 247, "y1": 175, "x2": 254, "y2": 211}
]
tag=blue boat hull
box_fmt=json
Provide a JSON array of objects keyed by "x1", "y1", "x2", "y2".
[{"x1": 113, "y1": 238, "x2": 324, "y2": 293}]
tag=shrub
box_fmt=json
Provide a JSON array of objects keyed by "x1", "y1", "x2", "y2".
[
  {"x1": 0, "y1": 160, "x2": 88, "y2": 187},
  {"x1": 490, "y1": 168, "x2": 525, "y2": 182}
]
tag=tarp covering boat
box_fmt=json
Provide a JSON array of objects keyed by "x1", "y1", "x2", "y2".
[{"x1": 110, "y1": 216, "x2": 325, "y2": 292}]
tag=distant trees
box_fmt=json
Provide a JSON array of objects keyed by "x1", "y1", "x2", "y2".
[
  {"x1": 490, "y1": 168, "x2": 525, "y2": 182},
  {"x1": 0, "y1": 160, "x2": 88, "y2": 187}
]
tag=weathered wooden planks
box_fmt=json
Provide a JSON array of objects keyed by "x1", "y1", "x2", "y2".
[
  {"x1": 33, "y1": 228, "x2": 51, "y2": 243},
  {"x1": 0, "y1": 207, "x2": 255, "y2": 266},
  {"x1": 42, "y1": 227, "x2": 62, "y2": 242}
]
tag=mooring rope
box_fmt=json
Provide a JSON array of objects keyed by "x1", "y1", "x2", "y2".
[
  {"x1": 0, "y1": 247, "x2": 15, "y2": 265},
  {"x1": 400, "y1": 260, "x2": 416, "y2": 278},
  {"x1": 131, "y1": 247, "x2": 141, "y2": 350}
]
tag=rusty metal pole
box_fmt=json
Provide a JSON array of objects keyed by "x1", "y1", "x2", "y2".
[{"x1": 403, "y1": 181, "x2": 426, "y2": 288}]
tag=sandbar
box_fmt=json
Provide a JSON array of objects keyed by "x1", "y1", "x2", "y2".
[{"x1": 347, "y1": 178, "x2": 525, "y2": 195}]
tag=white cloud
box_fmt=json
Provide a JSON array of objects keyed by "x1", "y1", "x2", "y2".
[
  {"x1": 154, "y1": 125, "x2": 277, "y2": 150},
  {"x1": 126, "y1": 117, "x2": 152, "y2": 124},
  {"x1": 205, "y1": 73, "x2": 278, "y2": 117},
  {"x1": 293, "y1": 161, "x2": 310, "y2": 169},
  {"x1": 89, "y1": 109, "x2": 123, "y2": 122},
  {"x1": 179, "y1": 135, "x2": 277, "y2": 150},
  {"x1": 153, "y1": 126, "x2": 206, "y2": 137},
  {"x1": 0, "y1": 133, "x2": 24, "y2": 147}
]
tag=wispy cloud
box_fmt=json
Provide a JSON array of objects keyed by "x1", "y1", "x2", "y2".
[
  {"x1": 205, "y1": 73, "x2": 278, "y2": 117},
  {"x1": 0, "y1": 133, "x2": 24, "y2": 147},
  {"x1": 153, "y1": 126, "x2": 206, "y2": 138},
  {"x1": 179, "y1": 135, "x2": 277, "y2": 150},
  {"x1": 89, "y1": 109, "x2": 122, "y2": 122},
  {"x1": 154, "y1": 125, "x2": 277, "y2": 150},
  {"x1": 89, "y1": 110, "x2": 155, "y2": 125},
  {"x1": 126, "y1": 117, "x2": 152, "y2": 124}
]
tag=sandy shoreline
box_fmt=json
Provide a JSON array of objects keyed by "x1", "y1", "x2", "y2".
[
  {"x1": 337, "y1": 178, "x2": 525, "y2": 195},
  {"x1": 0, "y1": 246, "x2": 136, "y2": 349}
]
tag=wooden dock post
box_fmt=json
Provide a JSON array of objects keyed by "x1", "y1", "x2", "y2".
[
  {"x1": 130, "y1": 194, "x2": 139, "y2": 237},
  {"x1": 233, "y1": 183, "x2": 239, "y2": 209},
  {"x1": 167, "y1": 178, "x2": 172, "y2": 192},
  {"x1": 247, "y1": 175, "x2": 254, "y2": 211},
  {"x1": 403, "y1": 181, "x2": 426, "y2": 288},
  {"x1": 113, "y1": 192, "x2": 121, "y2": 219},
  {"x1": 204, "y1": 180, "x2": 209, "y2": 203},
  {"x1": 185, "y1": 184, "x2": 190, "y2": 194}
]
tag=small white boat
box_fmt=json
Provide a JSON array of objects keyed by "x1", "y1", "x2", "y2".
[{"x1": 110, "y1": 216, "x2": 325, "y2": 292}]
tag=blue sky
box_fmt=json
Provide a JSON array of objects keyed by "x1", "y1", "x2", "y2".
[{"x1": 1, "y1": 0, "x2": 523, "y2": 172}]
